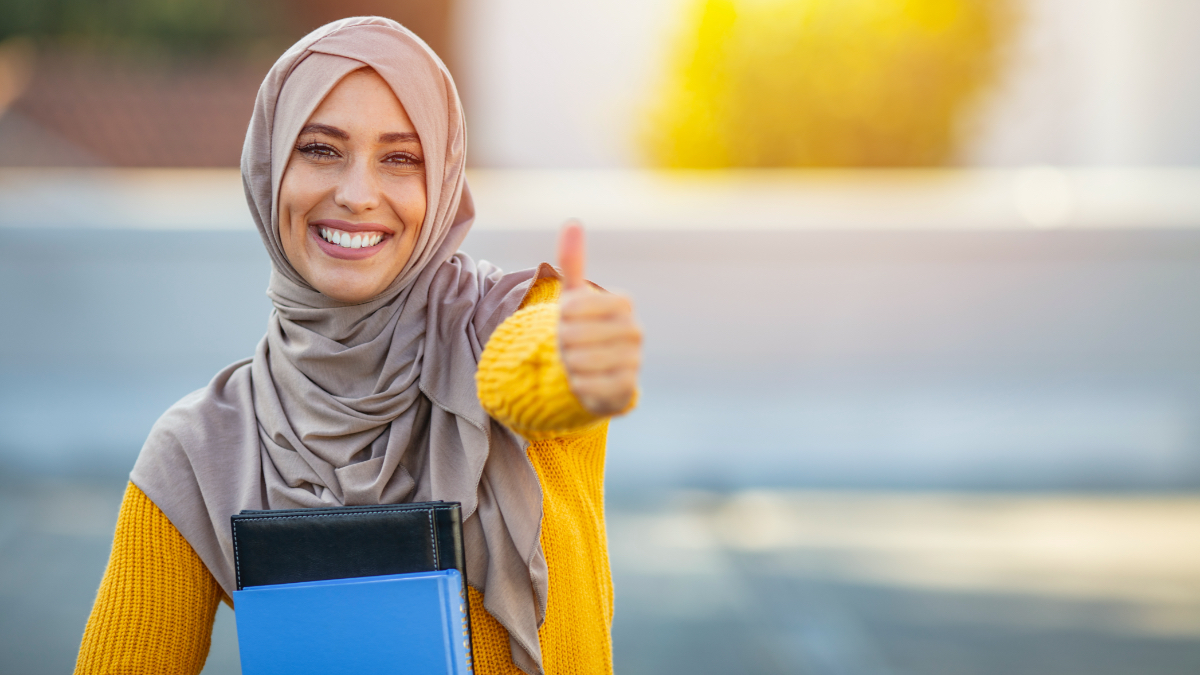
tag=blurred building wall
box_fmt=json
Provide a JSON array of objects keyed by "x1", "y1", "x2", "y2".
[
  {"x1": 456, "y1": 0, "x2": 1200, "y2": 168},
  {"x1": 7, "y1": 0, "x2": 1196, "y2": 169}
]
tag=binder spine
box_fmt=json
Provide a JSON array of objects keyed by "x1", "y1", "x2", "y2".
[{"x1": 444, "y1": 571, "x2": 474, "y2": 673}]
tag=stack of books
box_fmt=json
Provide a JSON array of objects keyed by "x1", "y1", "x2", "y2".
[{"x1": 230, "y1": 502, "x2": 474, "y2": 674}]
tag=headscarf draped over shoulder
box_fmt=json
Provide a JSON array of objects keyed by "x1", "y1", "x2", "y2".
[{"x1": 131, "y1": 17, "x2": 557, "y2": 674}]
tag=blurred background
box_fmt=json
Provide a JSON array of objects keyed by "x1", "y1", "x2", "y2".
[{"x1": 3, "y1": 0, "x2": 1200, "y2": 673}]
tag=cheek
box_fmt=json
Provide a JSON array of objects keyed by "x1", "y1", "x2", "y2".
[
  {"x1": 406, "y1": 198, "x2": 427, "y2": 232},
  {"x1": 276, "y1": 170, "x2": 325, "y2": 274},
  {"x1": 279, "y1": 169, "x2": 323, "y2": 234},
  {"x1": 397, "y1": 181, "x2": 427, "y2": 228}
]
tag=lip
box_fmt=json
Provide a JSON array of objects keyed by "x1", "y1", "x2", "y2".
[
  {"x1": 312, "y1": 219, "x2": 396, "y2": 235},
  {"x1": 309, "y1": 220, "x2": 393, "y2": 260}
]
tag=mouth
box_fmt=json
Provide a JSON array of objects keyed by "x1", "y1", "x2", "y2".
[
  {"x1": 309, "y1": 221, "x2": 392, "y2": 260},
  {"x1": 318, "y1": 226, "x2": 385, "y2": 249}
]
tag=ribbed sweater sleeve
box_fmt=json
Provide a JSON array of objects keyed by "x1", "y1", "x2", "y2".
[
  {"x1": 477, "y1": 277, "x2": 609, "y2": 439},
  {"x1": 75, "y1": 482, "x2": 222, "y2": 675}
]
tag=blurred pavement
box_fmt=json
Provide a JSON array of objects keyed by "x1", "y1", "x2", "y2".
[{"x1": 4, "y1": 479, "x2": 1199, "y2": 674}]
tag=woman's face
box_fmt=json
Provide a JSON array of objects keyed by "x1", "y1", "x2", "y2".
[{"x1": 278, "y1": 68, "x2": 427, "y2": 304}]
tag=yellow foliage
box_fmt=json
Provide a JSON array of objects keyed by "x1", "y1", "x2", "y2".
[{"x1": 643, "y1": 0, "x2": 1014, "y2": 167}]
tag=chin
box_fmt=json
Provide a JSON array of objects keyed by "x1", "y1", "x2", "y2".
[{"x1": 313, "y1": 273, "x2": 389, "y2": 304}]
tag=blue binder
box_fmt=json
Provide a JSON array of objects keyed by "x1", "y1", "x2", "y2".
[{"x1": 234, "y1": 570, "x2": 473, "y2": 675}]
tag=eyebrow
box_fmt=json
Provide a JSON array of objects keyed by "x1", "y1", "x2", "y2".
[
  {"x1": 379, "y1": 131, "x2": 420, "y2": 144},
  {"x1": 299, "y1": 123, "x2": 348, "y2": 140}
]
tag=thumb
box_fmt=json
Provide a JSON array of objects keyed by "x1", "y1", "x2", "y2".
[{"x1": 558, "y1": 219, "x2": 586, "y2": 290}]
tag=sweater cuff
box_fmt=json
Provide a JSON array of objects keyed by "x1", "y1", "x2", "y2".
[{"x1": 477, "y1": 302, "x2": 606, "y2": 439}]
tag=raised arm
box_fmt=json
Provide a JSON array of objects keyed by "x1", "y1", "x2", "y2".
[{"x1": 477, "y1": 223, "x2": 641, "y2": 439}]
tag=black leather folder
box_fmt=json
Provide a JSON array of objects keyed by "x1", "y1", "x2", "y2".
[{"x1": 230, "y1": 501, "x2": 466, "y2": 591}]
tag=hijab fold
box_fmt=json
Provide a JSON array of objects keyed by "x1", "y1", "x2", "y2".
[{"x1": 131, "y1": 17, "x2": 554, "y2": 674}]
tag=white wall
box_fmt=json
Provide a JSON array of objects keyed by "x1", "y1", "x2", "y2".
[
  {"x1": 971, "y1": 0, "x2": 1200, "y2": 166},
  {"x1": 452, "y1": 0, "x2": 686, "y2": 168}
]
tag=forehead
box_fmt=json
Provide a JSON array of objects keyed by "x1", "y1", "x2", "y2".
[{"x1": 306, "y1": 68, "x2": 416, "y2": 134}]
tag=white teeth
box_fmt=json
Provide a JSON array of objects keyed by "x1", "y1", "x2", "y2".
[{"x1": 319, "y1": 227, "x2": 385, "y2": 249}]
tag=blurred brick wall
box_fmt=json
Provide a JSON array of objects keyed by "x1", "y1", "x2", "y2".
[{"x1": 0, "y1": 0, "x2": 452, "y2": 167}]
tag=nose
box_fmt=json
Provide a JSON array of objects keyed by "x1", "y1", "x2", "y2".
[{"x1": 333, "y1": 156, "x2": 381, "y2": 214}]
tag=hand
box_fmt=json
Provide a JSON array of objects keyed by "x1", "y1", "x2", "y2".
[{"x1": 557, "y1": 221, "x2": 642, "y2": 416}]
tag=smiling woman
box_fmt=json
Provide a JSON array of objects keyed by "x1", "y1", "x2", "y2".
[
  {"x1": 73, "y1": 17, "x2": 641, "y2": 675},
  {"x1": 278, "y1": 69, "x2": 428, "y2": 303}
]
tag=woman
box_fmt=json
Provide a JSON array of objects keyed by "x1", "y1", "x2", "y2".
[{"x1": 74, "y1": 17, "x2": 640, "y2": 675}]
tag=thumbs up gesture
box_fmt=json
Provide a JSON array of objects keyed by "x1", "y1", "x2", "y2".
[{"x1": 557, "y1": 221, "x2": 642, "y2": 416}]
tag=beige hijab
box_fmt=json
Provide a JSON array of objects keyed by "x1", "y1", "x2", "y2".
[{"x1": 131, "y1": 17, "x2": 555, "y2": 674}]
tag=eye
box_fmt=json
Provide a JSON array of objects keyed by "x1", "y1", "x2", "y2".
[
  {"x1": 297, "y1": 142, "x2": 340, "y2": 160},
  {"x1": 383, "y1": 151, "x2": 423, "y2": 166}
]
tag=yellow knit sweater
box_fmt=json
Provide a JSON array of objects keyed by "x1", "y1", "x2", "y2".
[{"x1": 76, "y1": 277, "x2": 621, "y2": 675}]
